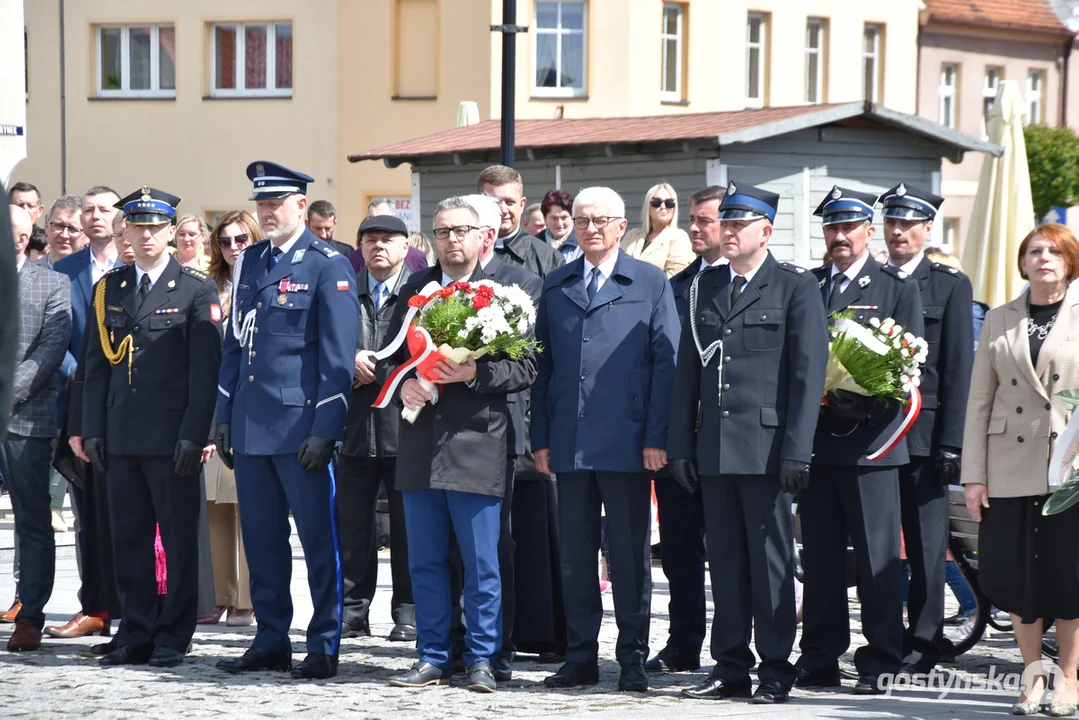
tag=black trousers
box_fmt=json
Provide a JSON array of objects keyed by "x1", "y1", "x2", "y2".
[
  {"x1": 701, "y1": 474, "x2": 797, "y2": 686},
  {"x1": 3, "y1": 434, "x2": 55, "y2": 629},
  {"x1": 335, "y1": 455, "x2": 414, "y2": 629},
  {"x1": 451, "y1": 462, "x2": 516, "y2": 660},
  {"x1": 653, "y1": 475, "x2": 706, "y2": 655},
  {"x1": 556, "y1": 471, "x2": 652, "y2": 666},
  {"x1": 106, "y1": 454, "x2": 200, "y2": 652},
  {"x1": 797, "y1": 465, "x2": 903, "y2": 678},
  {"x1": 69, "y1": 462, "x2": 122, "y2": 618},
  {"x1": 510, "y1": 475, "x2": 567, "y2": 656},
  {"x1": 899, "y1": 456, "x2": 949, "y2": 668}
]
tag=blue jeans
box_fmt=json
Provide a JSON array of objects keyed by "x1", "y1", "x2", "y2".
[
  {"x1": 3, "y1": 434, "x2": 55, "y2": 628},
  {"x1": 945, "y1": 560, "x2": 977, "y2": 616}
]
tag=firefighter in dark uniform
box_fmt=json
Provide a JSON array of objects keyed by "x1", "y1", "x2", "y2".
[
  {"x1": 214, "y1": 162, "x2": 360, "y2": 680},
  {"x1": 880, "y1": 183, "x2": 973, "y2": 674},
  {"x1": 795, "y1": 186, "x2": 924, "y2": 694},
  {"x1": 668, "y1": 181, "x2": 829, "y2": 704},
  {"x1": 81, "y1": 187, "x2": 222, "y2": 668}
]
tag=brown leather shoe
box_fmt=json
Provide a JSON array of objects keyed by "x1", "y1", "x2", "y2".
[
  {"x1": 43, "y1": 613, "x2": 110, "y2": 638},
  {"x1": 0, "y1": 598, "x2": 21, "y2": 623},
  {"x1": 7, "y1": 621, "x2": 42, "y2": 651}
]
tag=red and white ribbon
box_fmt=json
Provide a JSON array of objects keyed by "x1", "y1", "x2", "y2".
[
  {"x1": 370, "y1": 281, "x2": 442, "y2": 421},
  {"x1": 867, "y1": 385, "x2": 922, "y2": 461}
]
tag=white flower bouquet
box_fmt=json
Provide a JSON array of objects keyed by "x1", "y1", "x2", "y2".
[{"x1": 823, "y1": 312, "x2": 929, "y2": 405}]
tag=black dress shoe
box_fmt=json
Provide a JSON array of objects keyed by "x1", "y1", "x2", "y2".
[
  {"x1": 98, "y1": 645, "x2": 152, "y2": 666},
  {"x1": 90, "y1": 638, "x2": 119, "y2": 656},
  {"x1": 538, "y1": 652, "x2": 565, "y2": 664},
  {"x1": 340, "y1": 622, "x2": 371, "y2": 639},
  {"x1": 644, "y1": 646, "x2": 701, "y2": 673},
  {"x1": 618, "y1": 663, "x2": 648, "y2": 692},
  {"x1": 681, "y1": 676, "x2": 752, "y2": 700},
  {"x1": 794, "y1": 666, "x2": 841, "y2": 688},
  {"x1": 752, "y1": 679, "x2": 790, "y2": 704},
  {"x1": 492, "y1": 655, "x2": 512, "y2": 682},
  {"x1": 467, "y1": 661, "x2": 497, "y2": 693},
  {"x1": 853, "y1": 674, "x2": 885, "y2": 695},
  {"x1": 291, "y1": 653, "x2": 338, "y2": 679},
  {"x1": 388, "y1": 661, "x2": 452, "y2": 687},
  {"x1": 388, "y1": 623, "x2": 417, "y2": 642},
  {"x1": 543, "y1": 661, "x2": 600, "y2": 688},
  {"x1": 216, "y1": 647, "x2": 292, "y2": 673},
  {"x1": 148, "y1": 646, "x2": 185, "y2": 668}
]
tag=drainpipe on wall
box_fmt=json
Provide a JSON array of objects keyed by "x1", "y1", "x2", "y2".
[
  {"x1": 1063, "y1": 32, "x2": 1075, "y2": 127},
  {"x1": 59, "y1": 0, "x2": 66, "y2": 193}
]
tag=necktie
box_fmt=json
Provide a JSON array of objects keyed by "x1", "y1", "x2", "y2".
[
  {"x1": 269, "y1": 246, "x2": 283, "y2": 269},
  {"x1": 137, "y1": 273, "x2": 151, "y2": 309},
  {"x1": 828, "y1": 272, "x2": 847, "y2": 312},
  {"x1": 730, "y1": 275, "x2": 747, "y2": 306},
  {"x1": 373, "y1": 281, "x2": 386, "y2": 312},
  {"x1": 586, "y1": 267, "x2": 601, "y2": 302}
]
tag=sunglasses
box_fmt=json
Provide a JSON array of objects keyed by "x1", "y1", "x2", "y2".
[
  {"x1": 650, "y1": 197, "x2": 676, "y2": 209},
  {"x1": 217, "y1": 233, "x2": 250, "y2": 248}
]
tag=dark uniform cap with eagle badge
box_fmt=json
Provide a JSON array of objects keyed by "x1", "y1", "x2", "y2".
[
  {"x1": 114, "y1": 186, "x2": 181, "y2": 226},
  {"x1": 246, "y1": 161, "x2": 315, "y2": 201},
  {"x1": 878, "y1": 182, "x2": 944, "y2": 222},
  {"x1": 813, "y1": 185, "x2": 877, "y2": 226},
  {"x1": 718, "y1": 180, "x2": 779, "y2": 223}
]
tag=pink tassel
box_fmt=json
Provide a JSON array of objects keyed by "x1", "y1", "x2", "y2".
[{"x1": 154, "y1": 524, "x2": 168, "y2": 596}]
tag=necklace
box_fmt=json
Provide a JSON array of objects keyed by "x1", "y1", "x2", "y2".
[{"x1": 1027, "y1": 297, "x2": 1058, "y2": 340}]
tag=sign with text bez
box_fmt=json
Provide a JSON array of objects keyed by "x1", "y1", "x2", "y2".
[{"x1": 0, "y1": 0, "x2": 27, "y2": 188}]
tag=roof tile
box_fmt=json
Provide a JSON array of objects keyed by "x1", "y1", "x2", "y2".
[{"x1": 923, "y1": 0, "x2": 1071, "y2": 35}]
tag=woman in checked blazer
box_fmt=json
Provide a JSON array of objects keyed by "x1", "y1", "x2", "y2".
[{"x1": 961, "y1": 224, "x2": 1079, "y2": 716}]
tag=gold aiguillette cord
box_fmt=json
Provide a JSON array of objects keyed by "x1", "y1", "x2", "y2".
[{"x1": 94, "y1": 279, "x2": 134, "y2": 383}]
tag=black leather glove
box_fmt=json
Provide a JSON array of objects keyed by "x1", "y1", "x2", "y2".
[
  {"x1": 213, "y1": 423, "x2": 234, "y2": 470},
  {"x1": 779, "y1": 459, "x2": 810, "y2": 494},
  {"x1": 173, "y1": 439, "x2": 204, "y2": 477},
  {"x1": 83, "y1": 437, "x2": 107, "y2": 474},
  {"x1": 298, "y1": 435, "x2": 336, "y2": 473},
  {"x1": 826, "y1": 389, "x2": 873, "y2": 421},
  {"x1": 936, "y1": 446, "x2": 961, "y2": 486},
  {"x1": 668, "y1": 458, "x2": 700, "y2": 495}
]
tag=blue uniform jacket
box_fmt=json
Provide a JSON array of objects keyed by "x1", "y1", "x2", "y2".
[
  {"x1": 217, "y1": 229, "x2": 360, "y2": 455},
  {"x1": 530, "y1": 250, "x2": 679, "y2": 474}
]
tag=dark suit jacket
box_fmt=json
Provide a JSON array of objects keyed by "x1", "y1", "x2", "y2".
[
  {"x1": 531, "y1": 250, "x2": 679, "y2": 474},
  {"x1": 10, "y1": 261, "x2": 72, "y2": 439},
  {"x1": 0, "y1": 203, "x2": 19, "y2": 439},
  {"x1": 381, "y1": 263, "x2": 538, "y2": 498},
  {"x1": 667, "y1": 253, "x2": 828, "y2": 474},
  {"x1": 811, "y1": 256, "x2": 924, "y2": 467},
  {"x1": 494, "y1": 227, "x2": 565, "y2": 279},
  {"x1": 901, "y1": 255, "x2": 974, "y2": 456},
  {"x1": 82, "y1": 258, "x2": 222, "y2": 456}
]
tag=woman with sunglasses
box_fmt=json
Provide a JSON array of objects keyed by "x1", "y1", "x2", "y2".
[
  {"x1": 200, "y1": 210, "x2": 263, "y2": 626},
  {"x1": 620, "y1": 183, "x2": 694, "y2": 277}
]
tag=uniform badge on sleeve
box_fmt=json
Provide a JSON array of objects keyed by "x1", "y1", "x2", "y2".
[
  {"x1": 337, "y1": 280, "x2": 350, "y2": 292},
  {"x1": 210, "y1": 304, "x2": 222, "y2": 323}
]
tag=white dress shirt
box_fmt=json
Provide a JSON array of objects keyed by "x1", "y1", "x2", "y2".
[
  {"x1": 583, "y1": 253, "x2": 619, "y2": 294},
  {"x1": 698, "y1": 256, "x2": 728, "y2": 274},
  {"x1": 830, "y1": 251, "x2": 871, "y2": 295},
  {"x1": 90, "y1": 247, "x2": 120, "y2": 285},
  {"x1": 729, "y1": 255, "x2": 765, "y2": 291},
  {"x1": 888, "y1": 251, "x2": 924, "y2": 276},
  {"x1": 135, "y1": 258, "x2": 170, "y2": 292},
  {"x1": 16, "y1": 254, "x2": 26, "y2": 273},
  {"x1": 272, "y1": 225, "x2": 305, "y2": 258}
]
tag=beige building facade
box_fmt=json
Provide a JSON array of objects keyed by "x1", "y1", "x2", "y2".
[
  {"x1": 916, "y1": 0, "x2": 1075, "y2": 256},
  {"x1": 16, "y1": 0, "x2": 921, "y2": 240}
]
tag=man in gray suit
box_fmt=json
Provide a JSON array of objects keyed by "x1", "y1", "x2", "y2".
[{"x1": 4, "y1": 205, "x2": 72, "y2": 651}]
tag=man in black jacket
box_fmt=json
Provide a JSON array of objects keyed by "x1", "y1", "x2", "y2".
[
  {"x1": 338, "y1": 214, "x2": 415, "y2": 642},
  {"x1": 478, "y1": 165, "x2": 564, "y2": 279}
]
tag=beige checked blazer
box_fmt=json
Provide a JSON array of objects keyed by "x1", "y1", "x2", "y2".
[
  {"x1": 961, "y1": 285, "x2": 1079, "y2": 497},
  {"x1": 620, "y1": 225, "x2": 695, "y2": 278}
]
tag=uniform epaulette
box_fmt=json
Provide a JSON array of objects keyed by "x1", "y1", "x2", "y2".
[
  {"x1": 879, "y1": 264, "x2": 910, "y2": 281},
  {"x1": 105, "y1": 265, "x2": 126, "y2": 276},
  {"x1": 243, "y1": 239, "x2": 269, "y2": 255},
  {"x1": 311, "y1": 240, "x2": 339, "y2": 258},
  {"x1": 182, "y1": 266, "x2": 209, "y2": 280},
  {"x1": 778, "y1": 262, "x2": 807, "y2": 275},
  {"x1": 931, "y1": 262, "x2": 961, "y2": 276}
]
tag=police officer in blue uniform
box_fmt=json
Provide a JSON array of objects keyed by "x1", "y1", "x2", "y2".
[
  {"x1": 668, "y1": 181, "x2": 829, "y2": 704},
  {"x1": 795, "y1": 186, "x2": 923, "y2": 694},
  {"x1": 81, "y1": 187, "x2": 222, "y2": 667},
  {"x1": 880, "y1": 183, "x2": 973, "y2": 674},
  {"x1": 214, "y1": 162, "x2": 360, "y2": 680}
]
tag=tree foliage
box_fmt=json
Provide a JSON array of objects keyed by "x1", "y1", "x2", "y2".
[{"x1": 1025, "y1": 124, "x2": 1079, "y2": 220}]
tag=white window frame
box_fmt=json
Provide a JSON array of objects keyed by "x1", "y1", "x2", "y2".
[
  {"x1": 96, "y1": 24, "x2": 175, "y2": 98},
  {"x1": 746, "y1": 12, "x2": 766, "y2": 109},
  {"x1": 941, "y1": 217, "x2": 957, "y2": 254},
  {"x1": 660, "y1": 2, "x2": 683, "y2": 101},
  {"x1": 210, "y1": 22, "x2": 293, "y2": 98},
  {"x1": 805, "y1": 19, "x2": 823, "y2": 104},
  {"x1": 1028, "y1": 69, "x2": 1045, "y2": 125},
  {"x1": 531, "y1": 1, "x2": 588, "y2": 99},
  {"x1": 981, "y1": 66, "x2": 1001, "y2": 139},
  {"x1": 939, "y1": 63, "x2": 957, "y2": 129},
  {"x1": 862, "y1": 23, "x2": 881, "y2": 103}
]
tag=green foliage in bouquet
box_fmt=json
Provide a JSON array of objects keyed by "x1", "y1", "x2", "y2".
[
  {"x1": 828, "y1": 310, "x2": 911, "y2": 404},
  {"x1": 1043, "y1": 389, "x2": 1079, "y2": 516},
  {"x1": 423, "y1": 298, "x2": 474, "y2": 348}
]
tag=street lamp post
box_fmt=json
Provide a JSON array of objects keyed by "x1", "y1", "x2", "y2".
[{"x1": 491, "y1": 1, "x2": 527, "y2": 168}]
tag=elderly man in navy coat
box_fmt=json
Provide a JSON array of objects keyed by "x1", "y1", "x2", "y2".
[{"x1": 531, "y1": 186, "x2": 679, "y2": 693}]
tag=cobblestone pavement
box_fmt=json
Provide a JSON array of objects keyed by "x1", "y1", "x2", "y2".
[{"x1": 0, "y1": 534, "x2": 1043, "y2": 719}]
